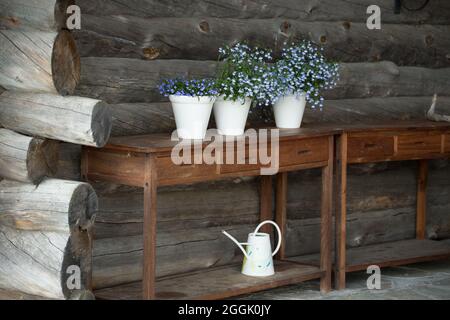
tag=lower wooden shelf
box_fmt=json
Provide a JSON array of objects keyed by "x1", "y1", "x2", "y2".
[
  {"x1": 290, "y1": 239, "x2": 450, "y2": 272},
  {"x1": 94, "y1": 260, "x2": 324, "y2": 300}
]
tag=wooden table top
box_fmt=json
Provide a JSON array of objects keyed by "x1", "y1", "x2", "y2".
[
  {"x1": 102, "y1": 120, "x2": 450, "y2": 153},
  {"x1": 103, "y1": 127, "x2": 341, "y2": 153}
]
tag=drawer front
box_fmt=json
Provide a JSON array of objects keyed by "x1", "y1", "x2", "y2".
[
  {"x1": 347, "y1": 134, "x2": 395, "y2": 162},
  {"x1": 397, "y1": 132, "x2": 442, "y2": 157},
  {"x1": 279, "y1": 137, "x2": 329, "y2": 167},
  {"x1": 220, "y1": 146, "x2": 264, "y2": 174},
  {"x1": 445, "y1": 134, "x2": 450, "y2": 153},
  {"x1": 157, "y1": 156, "x2": 217, "y2": 184},
  {"x1": 86, "y1": 149, "x2": 145, "y2": 186}
]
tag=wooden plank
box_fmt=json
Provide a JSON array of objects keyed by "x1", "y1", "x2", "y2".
[
  {"x1": 85, "y1": 148, "x2": 145, "y2": 187},
  {"x1": 336, "y1": 133, "x2": 348, "y2": 290},
  {"x1": 142, "y1": 154, "x2": 157, "y2": 299},
  {"x1": 94, "y1": 261, "x2": 323, "y2": 300},
  {"x1": 289, "y1": 239, "x2": 450, "y2": 272},
  {"x1": 275, "y1": 172, "x2": 288, "y2": 260},
  {"x1": 320, "y1": 136, "x2": 333, "y2": 293},
  {"x1": 416, "y1": 160, "x2": 428, "y2": 240},
  {"x1": 259, "y1": 176, "x2": 273, "y2": 234}
]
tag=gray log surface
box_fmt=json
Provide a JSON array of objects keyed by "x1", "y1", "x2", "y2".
[
  {"x1": 0, "y1": 30, "x2": 80, "y2": 95},
  {"x1": 0, "y1": 178, "x2": 97, "y2": 299},
  {"x1": 0, "y1": 91, "x2": 112, "y2": 147},
  {"x1": 75, "y1": 59, "x2": 450, "y2": 104},
  {"x1": 75, "y1": 15, "x2": 450, "y2": 67},
  {"x1": 0, "y1": 0, "x2": 74, "y2": 31},
  {"x1": 0, "y1": 129, "x2": 59, "y2": 184},
  {"x1": 75, "y1": 0, "x2": 450, "y2": 24}
]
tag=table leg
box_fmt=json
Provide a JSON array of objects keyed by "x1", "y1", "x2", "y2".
[
  {"x1": 416, "y1": 159, "x2": 428, "y2": 240},
  {"x1": 275, "y1": 172, "x2": 288, "y2": 260},
  {"x1": 335, "y1": 134, "x2": 347, "y2": 290},
  {"x1": 320, "y1": 136, "x2": 334, "y2": 293},
  {"x1": 260, "y1": 175, "x2": 273, "y2": 234},
  {"x1": 143, "y1": 154, "x2": 157, "y2": 300}
]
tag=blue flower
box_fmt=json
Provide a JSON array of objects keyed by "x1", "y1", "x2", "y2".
[{"x1": 158, "y1": 78, "x2": 218, "y2": 97}]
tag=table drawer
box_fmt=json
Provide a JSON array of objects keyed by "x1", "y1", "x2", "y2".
[
  {"x1": 347, "y1": 134, "x2": 395, "y2": 162},
  {"x1": 396, "y1": 132, "x2": 442, "y2": 157},
  {"x1": 157, "y1": 156, "x2": 217, "y2": 184},
  {"x1": 445, "y1": 134, "x2": 450, "y2": 153},
  {"x1": 279, "y1": 137, "x2": 329, "y2": 167}
]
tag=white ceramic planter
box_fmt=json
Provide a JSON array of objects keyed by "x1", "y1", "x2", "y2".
[
  {"x1": 169, "y1": 95, "x2": 216, "y2": 139},
  {"x1": 213, "y1": 96, "x2": 252, "y2": 136},
  {"x1": 273, "y1": 93, "x2": 306, "y2": 129}
]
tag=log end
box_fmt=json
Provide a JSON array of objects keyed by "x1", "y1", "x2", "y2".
[
  {"x1": 63, "y1": 182, "x2": 98, "y2": 298},
  {"x1": 52, "y1": 30, "x2": 80, "y2": 96},
  {"x1": 91, "y1": 102, "x2": 112, "y2": 147},
  {"x1": 27, "y1": 138, "x2": 60, "y2": 184}
]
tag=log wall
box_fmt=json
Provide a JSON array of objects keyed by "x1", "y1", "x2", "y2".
[{"x1": 66, "y1": 0, "x2": 450, "y2": 290}]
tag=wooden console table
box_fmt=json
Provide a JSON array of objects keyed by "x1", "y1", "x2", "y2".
[
  {"x1": 333, "y1": 121, "x2": 450, "y2": 289},
  {"x1": 82, "y1": 128, "x2": 337, "y2": 299}
]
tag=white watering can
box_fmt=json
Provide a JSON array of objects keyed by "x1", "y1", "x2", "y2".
[{"x1": 222, "y1": 220, "x2": 282, "y2": 277}]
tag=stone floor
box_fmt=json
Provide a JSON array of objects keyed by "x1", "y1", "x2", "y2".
[{"x1": 242, "y1": 259, "x2": 450, "y2": 300}]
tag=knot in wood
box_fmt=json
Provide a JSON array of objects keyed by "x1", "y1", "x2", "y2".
[
  {"x1": 280, "y1": 21, "x2": 291, "y2": 34},
  {"x1": 143, "y1": 47, "x2": 160, "y2": 60},
  {"x1": 198, "y1": 20, "x2": 210, "y2": 33}
]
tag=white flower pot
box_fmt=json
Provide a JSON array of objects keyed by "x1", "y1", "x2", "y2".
[
  {"x1": 213, "y1": 96, "x2": 252, "y2": 136},
  {"x1": 169, "y1": 95, "x2": 216, "y2": 139},
  {"x1": 273, "y1": 93, "x2": 306, "y2": 129}
]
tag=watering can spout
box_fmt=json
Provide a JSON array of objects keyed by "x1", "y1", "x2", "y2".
[{"x1": 222, "y1": 230, "x2": 250, "y2": 259}]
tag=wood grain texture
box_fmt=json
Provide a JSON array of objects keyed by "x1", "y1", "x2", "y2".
[
  {"x1": 319, "y1": 136, "x2": 333, "y2": 293},
  {"x1": 0, "y1": 129, "x2": 59, "y2": 184},
  {"x1": 275, "y1": 173, "x2": 287, "y2": 260},
  {"x1": 94, "y1": 97, "x2": 450, "y2": 137},
  {"x1": 94, "y1": 261, "x2": 323, "y2": 300},
  {"x1": 75, "y1": 16, "x2": 450, "y2": 67},
  {"x1": 0, "y1": 179, "x2": 97, "y2": 299},
  {"x1": 291, "y1": 239, "x2": 450, "y2": 272},
  {"x1": 75, "y1": 59, "x2": 450, "y2": 103},
  {"x1": 0, "y1": 0, "x2": 74, "y2": 31},
  {"x1": 76, "y1": 0, "x2": 450, "y2": 24},
  {"x1": 0, "y1": 30, "x2": 80, "y2": 95},
  {"x1": 0, "y1": 91, "x2": 111, "y2": 147},
  {"x1": 416, "y1": 160, "x2": 428, "y2": 240}
]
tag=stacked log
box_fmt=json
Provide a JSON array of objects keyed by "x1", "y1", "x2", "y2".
[
  {"x1": 75, "y1": 15, "x2": 450, "y2": 67},
  {"x1": 0, "y1": 0, "x2": 110, "y2": 299},
  {"x1": 75, "y1": 59, "x2": 450, "y2": 103},
  {"x1": 0, "y1": 30, "x2": 80, "y2": 95},
  {"x1": 0, "y1": 91, "x2": 112, "y2": 147},
  {"x1": 0, "y1": 0, "x2": 75, "y2": 31},
  {"x1": 0, "y1": 128, "x2": 59, "y2": 184},
  {"x1": 76, "y1": 0, "x2": 450, "y2": 24},
  {"x1": 0, "y1": 179, "x2": 97, "y2": 299},
  {"x1": 65, "y1": 1, "x2": 450, "y2": 294}
]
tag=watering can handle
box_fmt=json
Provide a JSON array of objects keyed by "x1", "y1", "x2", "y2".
[{"x1": 254, "y1": 220, "x2": 282, "y2": 257}]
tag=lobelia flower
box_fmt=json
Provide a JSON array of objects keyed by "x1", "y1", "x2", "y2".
[
  {"x1": 216, "y1": 43, "x2": 274, "y2": 103},
  {"x1": 266, "y1": 41, "x2": 339, "y2": 109},
  {"x1": 158, "y1": 78, "x2": 218, "y2": 97}
]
